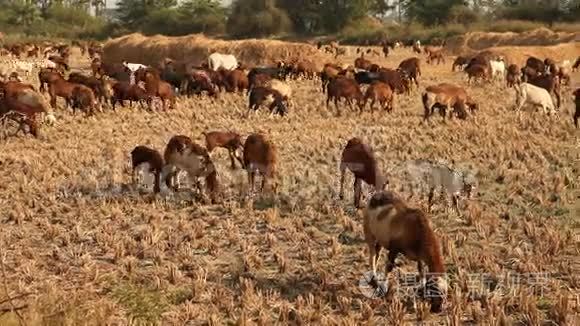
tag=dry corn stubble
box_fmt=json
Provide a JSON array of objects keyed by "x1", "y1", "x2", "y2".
[{"x1": 0, "y1": 37, "x2": 578, "y2": 325}]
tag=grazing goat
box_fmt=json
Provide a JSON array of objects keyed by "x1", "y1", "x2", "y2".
[
  {"x1": 161, "y1": 135, "x2": 220, "y2": 203},
  {"x1": 525, "y1": 57, "x2": 545, "y2": 73},
  {"x1": 573, "y1": 88, "x2": 579, "y2": 128},
  {"x1": 363, "y1": 190, "x2": 448, "y2": 313},
  {"x1": 243, "y1": 133, "x2": 277, "y2": 193},
  {"x1": 111, "y1": 81, "x2": 151, "y2": 110},
  {"x1": 326, "y1": 77, "x2": 364, "y2": 115},
  {"x1": 208, "y1": 53, "x2": 238, "y2": 71},
  {"x1": 130, "y1": 145, "x2": 164, "y2": 192},
  {"x1": 202, "y1": 131, "x2": 244, "y2": 169},
  {"x1": 402, "y1": 159, "x2": 476, "y2": 215},
  {"x1": 506, "y1": 64, "x2": 520, "y2": 88},
  {"x1": 70, "y1": 85, "x2": 98, "y2": 115},
  {"x1": 422, "y1": 83, "x2": 475, "y2": 121},
  {"x1": 489, "y1": 59, "x2": 506, "y2": 81},
  {"x1": 514, "y1": 82, "x2": 556, "y2": 116},
  {"x1": 398, "y1": 57, "x2": 421, "y2": 88},
  {"x1": 464, "y1": 64, "x2": 488, "y2": 84},
  {"x1": 339, "y1": 137, "x2": 387, "y2": 208},
  {"x1": 248, "y1": 86, "x2": 287, "y2": 116},
  {"x1": 452, "y1": 56, "x2": 470, "y2": 71},
  {"x1": 134, "y1": 68, "x2": 176, "y2": 110},
  {"x1": 524, "y1": 73, "x2": 561, "y2": 109},
  {"x1": 426, "y1": 50, "x2": 445, "y2": 65},
  {"x1": 363, "y1": 81, "x2": 394, "y2": 113}
]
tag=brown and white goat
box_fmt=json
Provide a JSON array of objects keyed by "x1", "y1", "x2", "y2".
[
  {"x1": 243, "y1": 133, "x2": 277, "y2": 193},
  {"x1": 363, "y1": 190, "x2": 448, "y2": 313},
  {"x1": 130, "y1": 145, "x2": 164, "y2": 192},
  {"x1": 202, "y1": 131, "x2": 244, "y2": 169},
  {"x1": 161, "y1": 135, "x2": 220, "y2": 203},
  {"x1": 339, "y1": 137, "x2": 387, "y2": 208}
]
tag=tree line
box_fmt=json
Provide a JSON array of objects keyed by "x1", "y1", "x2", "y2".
[{"x1": 1, "y1": 0, "x2": 579, "y2": 40}]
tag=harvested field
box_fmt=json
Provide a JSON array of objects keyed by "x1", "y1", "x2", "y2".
[{"x1": 1, "y1": 41, "x2": 579, "y2": 325}]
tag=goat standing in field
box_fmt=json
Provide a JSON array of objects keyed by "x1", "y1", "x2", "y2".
[
  {"x1": 514, "y1": 82, "x2": 557, "y2": 117},
  {"x1": 402, "y1": 159, "x2": 477, "y2": 215},
  {"x1": 363, "y1": 190, "x2": 448, "y2": 313},
  {"x1": 202, "y1": 131, "x2": 245, "y2": 169},
  {"x1": 161, "y1": 135, "x2": 221, "y2": 203},
  {"x1": 243, "y1": 133, "x2": 277, "y2": 194},
  {"x1": 130, "y1": 145, "x2": 164, "y2": 192},
  {"x1": 339, "y1": 137, "x2": 387, "y2": 208}
]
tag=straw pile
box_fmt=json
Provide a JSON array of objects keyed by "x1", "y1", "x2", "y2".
[
  {"x1": 102, "y1": 33, "x2": 331, "y2": 67},
  {"x1": 445, "y1": 28, "x2": 580, "y2": 54},
  {"x1": 443, "y1": 28, "x2": 580, "y2": 65}
]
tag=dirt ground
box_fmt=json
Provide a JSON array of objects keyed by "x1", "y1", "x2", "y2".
[{"x1": 0, "y1": 44, "x2": 579, "y2": 325}]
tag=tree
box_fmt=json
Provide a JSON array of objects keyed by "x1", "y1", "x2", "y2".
[
  {"x1": 115, "y1": 0, "x2": 177, "y2": 29},
  {"x1": 402, "y1": 0, "x2": 467, "y2": 26},
  {"x1": 179, "y1": 0, "x2": 227, "y2": 35},
  {"x1": 227, "y1": 0, "x2": 292, "y2": 38}
]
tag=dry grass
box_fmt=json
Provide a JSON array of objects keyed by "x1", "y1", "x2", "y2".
[
  {"x1": 0, "y1": 42, "x2": 579, "y2": 325},
  {"x1": 103, "y1": 33, "x2": 332, "y2": 68}
]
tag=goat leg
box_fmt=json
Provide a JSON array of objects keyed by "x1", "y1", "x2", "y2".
[
  {"x1": 427, "y1": 187, "x2": 435, "y2": 212},
  {"x1": 453, "y1": 195, "x2": 461, "y2": 216},
  {"x1": 354, "y1": 178, "x2": 362, "y2": 208}
]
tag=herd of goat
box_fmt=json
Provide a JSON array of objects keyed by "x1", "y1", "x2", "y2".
[{"x1": 0, "y1": 38, "x2": 578, "y2": 313}]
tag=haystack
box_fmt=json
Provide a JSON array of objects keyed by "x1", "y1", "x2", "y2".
[
  {"x1": 103, "y1": 33, "x2": 331, "y2": 68},
  {"x1": 445, "y1": 28, "x2": 580, "y2": 55},
  {"x1": 444, "y1": 28, "x2": 580, "y2": 65}
]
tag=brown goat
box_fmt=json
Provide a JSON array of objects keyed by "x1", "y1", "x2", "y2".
[
  {"x1": 248, "y1": 86, "x2": 288, "y2": 116},
  {"x1": 426, "y1": 50, "x2": 445, "y2": 65},
  {"x1": 292, "y1": 60, "x2": 318, "y2": 79},
  {"x1": 38, "y1": 68, "x2": 61, "y2": 93},
  {"x1": 363, "y1": 191, "x2": 447, "y2": 313},
  {"x1": 422, "y1": 83, "x2": 475, "y2": 121},
  {"x1": 363, "y1": 81, "x2": 394, "y2": 113},
  {"x1": 452, "y1": 56, "x2": 471, "y2": 71},
  {"x1": 71, "y1": 85, "x2": 98, "y2": 115},
  {"x1": 224, "y1": 68, "x2": 249, "y2": 93},
  {"x1": 134, "y1": 68, "x2": 176, "y2": 110},
  {"x1": 339, "y1": 137, "x2": 387, "y2": 208},
  {"x1": 464, "y1": 64, "x2": 489, "y2": 84},
  {"x1": 326, "y1": 77, "x2": 364, "y2": 115},
  {"x1": 130, "y1": 145, "x2": 164, "y2": 193},
  {"x1": 202, "y1": 131, "x2": 244, "y2": 169},
  {"x1": 162, "y1": 135, "x2": 220, "y2": 203},
  {"x1": 354, "y1": 55, "x2": 373, "y2": 70},
  {"x1": 506, "y1": 64, "x2": 520, "y2": 88},
  {"x1": 243, "y1": 133, "x2": 277, "y2": 193},
  {"x1": 398, "y1": 57, "x2": 421, "y2": 88},
  {"x1": 111, "y1": 81, "x2": 152, "y2": 110},
  {"x1": 68, "y1": 72, "x2": 113, "y2": 104},
  {"x1": 48, "y1": 75, "x2": 81, "y2": 109}
]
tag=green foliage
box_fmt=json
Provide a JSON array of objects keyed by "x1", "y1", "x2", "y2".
[
  {"x1": 110, "y1": 282, "x2": 168, "y2": 324},
  {"x1": 448, "y1": 4, "x2": 480, "y2": 27},
  {"x1": 403, "y1": 0, "x2": 467, "y2": 26},
  {"x1": 0, "y1": 2, "x2": 106, "y2": 39},
  {"x1": 227, "y1": 0, "x2": 293, "y2": 38}
]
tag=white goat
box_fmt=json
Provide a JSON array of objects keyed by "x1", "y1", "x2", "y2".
[
  {"x1": 514, "y1": 82, "x2": 557, "y2": 116},
  {"x1": 402, "y1": 159, "x2": 477, "y2": 215},
  {"x1": 490, "y1": 59, "x2": 506, "y2": 81}
]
